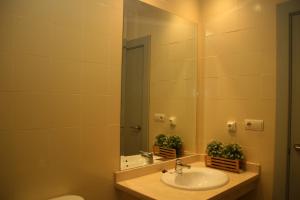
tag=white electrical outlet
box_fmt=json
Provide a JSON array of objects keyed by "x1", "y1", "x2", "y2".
[
  {"x1": 154, "y1": 113, "x2": 166, "y2": 122},
  {"x1": 244, "y1": 119, "x2": 264, "y2": 131}
]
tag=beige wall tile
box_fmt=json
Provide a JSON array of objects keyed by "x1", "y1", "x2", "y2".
[
  {"x1": 0, "y1": 0, "x2": 123, "y2": 199},
  {"x1": 80, "y1": 62, "x2": 110, "y2": 95},
  {"x1": 10, "y1": 0, "x2": 54, "y2": 19},
  {"x1": 80, "y1": 95, "x2": 110, "y2": 127},
  {"x1": 48, "y1": 59, "x2": 82, "y2": 93},
  {"x1": 12, "y1": 17, "x2": 56, "y2": 56},
  {"x1": 0, "y1": 53, "x2": 14, "y2": 91},
  {"x1": 200, "y1": 0, "x2": 287, "y2": 199},
  {"x1": 0, "y1": 93, "x2": 15, "y2": 129},
  {"x1": 48, "y1": 127, "x2": 81, "y2": 168},
  {"x1": 14, "y1": 54, "x2": 50, "y2": 92},
  {"x1": 0, "y1": 5, "x2": 13, "y2": 54},
  {"x1": 14, "y1": 94, "x2": 55, "y2": 129},
  {"x1": 51, "y1": 0, "x2": 84, "y2": 28},
  {"x1": 261, "y1": 74, "x2": 276, "y2": 99},
  {"x1": 0, "y1": 131, "x2": 14, "y2": 172},
  {"x1": 0, "y1": 131, "x2": 16, "y2": 200},
  {"x1": 12, "y1": 130, "x2": 50, "y2": 173}
]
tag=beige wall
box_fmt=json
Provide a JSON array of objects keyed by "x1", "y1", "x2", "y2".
[
  {"x1": 1, "y1": 0, "x2": 284, "y2": 199},
  {"x1": 125, "y1": 3, "x2": 197, "y2": 152},
  {"x1": 199, "y1": 0, "x2": 287, "y2": 199},
  {"x1": 0, "y1": 0, "x2": 123, "y2": 199},
  {"x1": 0, "y1": 0, "x2": 202, "y2": 199}
]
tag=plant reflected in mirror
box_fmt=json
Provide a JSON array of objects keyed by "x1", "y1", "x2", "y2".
[{"x1": 120, "y1": 0, "x2": 197, "y2": 170}]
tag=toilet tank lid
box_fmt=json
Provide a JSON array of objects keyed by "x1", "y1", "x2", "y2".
[{"x1": 49, "y1": 195, "x2": 84, "y2": 200}]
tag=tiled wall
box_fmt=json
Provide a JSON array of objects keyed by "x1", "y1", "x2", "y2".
[
  {"x1": 125, "y1": 8, "x2": 197, "y2": 152},
  {"x1": 0, "y1": 0, "x2": 122, "y2": 199},
  {"x1": 199, "y1": 0, "x2": 287, "y2": 199},
  {"x1": 1, "y1": 0, "x2": 284, "y2": 199},
  {"x1": 141, "y1": 0, "x2": 202, "y2": 23}
]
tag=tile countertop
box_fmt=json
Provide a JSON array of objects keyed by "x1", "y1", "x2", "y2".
[{"x1": 115, "y1": 160, "x2": 260, "y2": 200}]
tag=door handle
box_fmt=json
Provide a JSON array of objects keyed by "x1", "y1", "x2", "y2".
[
  {"x1": 294, "y1": 144, "x2": 300, "y2": 151},
  {"x1": 130, "y1": 125, "x2": 141, "y2": 131}
]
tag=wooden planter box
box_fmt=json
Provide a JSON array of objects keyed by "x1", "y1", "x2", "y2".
[
  {"x1": 205, "y1": 155, "x2": 243, "y2": 173},
  {"x1": 153, "y1": 145, "x2": 176, "y2": 159}
]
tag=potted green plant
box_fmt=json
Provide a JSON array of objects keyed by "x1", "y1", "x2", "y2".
[
  {"x1": 206, "y1": 140, "x2": 224, "y2": 157},
  {"x1": 153, "y1": 134, "x2": 183, "y2": 158},
  {"x1": 222, "y1": 143, "x2": 244, "y2": 160},
  {"x1": 154, "y1": 134, "x2": 168, "y2": 147},
  {"x1": 205, "y1": 141, "x2": 245, "y2": 173},
  {"x1": 167, "y1": 135, "x2": 183, "y2": 156}
]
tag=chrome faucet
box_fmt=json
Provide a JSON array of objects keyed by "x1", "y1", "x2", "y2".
[
  {"x1": 175, "y1": 158, "x2": 191, "y2": 174},
  {"x1": 140, "y1": 151, "x2": 154, "y2": 164}
]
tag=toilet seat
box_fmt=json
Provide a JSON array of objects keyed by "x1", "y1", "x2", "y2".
[{"x1": 48, "y1": 195, "x2": 84, "y2": 200}]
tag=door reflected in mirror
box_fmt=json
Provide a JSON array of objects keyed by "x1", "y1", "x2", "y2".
[{"x1": 120, "y1": 0, "x2": 197, "y2": 170}]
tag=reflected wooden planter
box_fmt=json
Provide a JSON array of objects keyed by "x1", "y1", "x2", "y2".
[
  {"x1": 153, "y1": 145, "x2": 177, "y2": 159},
  {"x1": 205, "y1": 155, "x2": 243, "y2": 173}
]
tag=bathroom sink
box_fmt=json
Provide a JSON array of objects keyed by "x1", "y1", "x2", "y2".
[{"x1": 161, "y1": 167, "x2": 229, "y2": 190}]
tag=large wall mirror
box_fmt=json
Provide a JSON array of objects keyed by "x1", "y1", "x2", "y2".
[{"x1": 120, "y1": 0, "x2": 197, "y2": 170}]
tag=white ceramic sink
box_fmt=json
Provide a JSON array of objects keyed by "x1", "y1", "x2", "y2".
[{"x1": 161, "y1": 167, "x2": 229, "y2": 190}]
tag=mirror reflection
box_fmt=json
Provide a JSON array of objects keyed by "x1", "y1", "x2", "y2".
[{"x1": 120, "y1": 0, "x2": 197, "y2": 170}]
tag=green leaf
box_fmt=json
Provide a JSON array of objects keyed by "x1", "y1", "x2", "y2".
[
  {"x1": 206, "y1": 140, "x2": 224, "y2": 157},
  {"x1": 222, "y1": 143, "x2": 244, "y2": 160}
]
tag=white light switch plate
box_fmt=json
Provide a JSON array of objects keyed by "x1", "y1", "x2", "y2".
[{"x1": 244, "y1": 119, "x2": 264, "y2": 131}]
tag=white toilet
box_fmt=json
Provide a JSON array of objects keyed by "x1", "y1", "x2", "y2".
[{"x1": 48, "y1": 195, "x2": 84, "y2": 200}]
